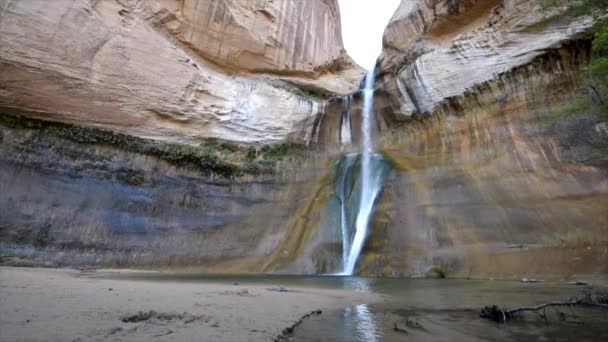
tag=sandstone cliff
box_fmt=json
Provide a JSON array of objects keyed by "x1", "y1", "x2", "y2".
[
  {"x1": 146, "y1": 0, "x2": 361, "y2": 82},
  {"x1": 0, "y1": 0, "x2": 363, "y2": 145}
]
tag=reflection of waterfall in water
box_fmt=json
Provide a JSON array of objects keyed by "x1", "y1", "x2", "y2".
[
  {"x1": 344, "y1": 304, "x2": 380, "y2": 342},
  {"x1": 335, "y1": 67, "x2": 387, "y2": 275}
]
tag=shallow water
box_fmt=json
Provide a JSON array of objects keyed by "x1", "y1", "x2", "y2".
[
  {"x1": 102, "y1": 273, "x2": 608, "y2": 341},
  {"x1": 289, "y1": 278, "x2": 608, "y2": 342}
]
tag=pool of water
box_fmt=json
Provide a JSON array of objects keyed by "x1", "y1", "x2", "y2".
[
  {"x1": 288, "y1": 278, "x2": 608, "y2": 342},
  {"x1": 100, "y1": 272, "x2": 608, "y2": 341}
]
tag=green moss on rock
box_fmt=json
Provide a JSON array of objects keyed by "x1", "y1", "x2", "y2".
[
  {"x1": 116, "y1": 168, "x2": 146, "y2": 186},
  {"x1": 0, "y1": 113, "x2": 308, "y2": 178}
]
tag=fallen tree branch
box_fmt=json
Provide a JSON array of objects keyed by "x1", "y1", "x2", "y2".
[
  {"x1": 507, "y1": 299, "x2": 580, "y2": 315},
  {"x1": 481, "y1": 286, "x2": 608, "y2": 323}
]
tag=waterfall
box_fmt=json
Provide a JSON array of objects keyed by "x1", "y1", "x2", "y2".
[
  {"x1": 337, "y1": 66, "x2": 385, "y2": 275},
  {"x1": 335, "y1": 154, "x2": 357, "y2": 270}
]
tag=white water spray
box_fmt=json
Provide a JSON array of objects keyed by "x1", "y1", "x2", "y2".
[
  {"x1": 342, "y1": 66, "x2": 382, "y2": 275},
  {"x1": 340, "y1": 95, "x2": 353, "y2": 146}
]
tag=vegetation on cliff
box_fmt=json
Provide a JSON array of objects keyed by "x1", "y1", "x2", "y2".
[
  {"x1": 541, "y1": 0, "x2": 608, "y2": 116},
  {"x1": 0, "y1": 113, "x2": 307, "y2": 178}
]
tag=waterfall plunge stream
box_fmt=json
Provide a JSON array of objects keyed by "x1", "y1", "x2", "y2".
[{"x1": 336, "y1": 67, "x2": 389, "y2": 275}]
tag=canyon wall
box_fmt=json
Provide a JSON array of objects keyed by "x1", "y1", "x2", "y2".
[{"x1": 0, "y1": 0, "x2": 356, "y2": 270}]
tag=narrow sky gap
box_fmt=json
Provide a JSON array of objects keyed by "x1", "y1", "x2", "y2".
[{"x1": 338, "y1": 0, "x2": 401, "y2": 69}]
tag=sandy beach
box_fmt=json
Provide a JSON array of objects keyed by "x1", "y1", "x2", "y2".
[{"x1": 0, "y1": 267, "x2": 379, "y2": 342}]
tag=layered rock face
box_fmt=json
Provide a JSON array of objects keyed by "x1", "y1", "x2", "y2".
[
  {"x1": 0, "y1": 115, "x2": 331, "y2": 271},
  {"x1": 0, "y1": 0, "x2": 362, "y2": 145},
  {"x1": 378, "y1": 0, "x2": 595, "y2": 120}
]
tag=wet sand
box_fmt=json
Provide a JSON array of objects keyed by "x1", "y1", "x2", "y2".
[{"x1": 0, "y1": 267, "x2": 379, "y2": 342}]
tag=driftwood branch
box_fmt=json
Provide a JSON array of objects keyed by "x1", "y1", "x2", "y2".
[
  {"x1": 507, "y1": 299, "x2": 580, "y2": 315},
  {"x1": 481, "y1": 286, "x2": 608, "y2": 323}
]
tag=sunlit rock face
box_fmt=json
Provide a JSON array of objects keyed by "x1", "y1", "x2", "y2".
[
  {"x1": 0, "y1": 0, "x2": 362, "y2": 145},
  {"x1": 146, "y1": 0, "x2": 363, "y2": 93},
  {"x1": 149, "y1": 0, "x2": 345, "y2": 73}
]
